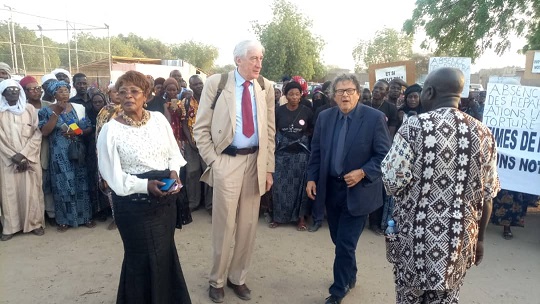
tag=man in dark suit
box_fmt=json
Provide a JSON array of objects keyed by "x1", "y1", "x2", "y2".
[{"x1": 306, "y1": 74, "x2": 391, "y2": 304}]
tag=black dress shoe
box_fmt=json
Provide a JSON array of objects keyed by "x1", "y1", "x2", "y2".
[
  {"x1": 325, "y1": 295, "x2": 342, "y2": 304},
  {"x1": 227, "y1": 279, "x2": 251, "y2": 300},
  {"x1": 308, "y1": 221, "x2": 322, "y2": 232},
  {"x1": 209, "y1": 286, "x2": 224, "y2": 303}
]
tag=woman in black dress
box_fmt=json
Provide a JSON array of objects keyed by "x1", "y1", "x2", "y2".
[{"x1": 269, "y1": 81, "x2": 313, "y2": 231}]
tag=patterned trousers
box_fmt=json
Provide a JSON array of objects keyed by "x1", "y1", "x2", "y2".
[{"x1": 396, "y1": 285, "x2": 461, "y2": 304}]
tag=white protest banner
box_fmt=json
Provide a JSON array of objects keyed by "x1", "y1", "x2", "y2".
[
  {"x1": 429, "y1": 57, "x2": 471, "y2": 97},
  {"x1": 483, "y1": 83, "x2": 540, "y2": 195},
  {"x1": 533, "y1": 51, "x2": 540, "y2": 74},
  {"x1": 488, "y1": 76, "x2": 521, "y2": 85},
  {"x1": 375, "y1": 65, "x2": 407, "y2": 83}
]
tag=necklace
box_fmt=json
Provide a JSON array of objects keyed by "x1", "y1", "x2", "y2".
[
  {"x1": 121, "y1": 110, "x2": 150, "y2": 127},
  {"x1": 374, "y1": 100, "x2": 385, "y2": 110}
]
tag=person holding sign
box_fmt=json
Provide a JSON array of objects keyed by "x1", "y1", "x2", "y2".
[
  {"x1": 382, "y1": 67, "x2": 500, "y2": 303},
  {"x1": 491, "y1": 190, "x2": 540, "y2": 239}
]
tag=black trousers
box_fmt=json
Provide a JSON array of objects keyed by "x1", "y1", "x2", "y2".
[{"x1": 325, "y1": 177, "x2": 368, "y2": 298}]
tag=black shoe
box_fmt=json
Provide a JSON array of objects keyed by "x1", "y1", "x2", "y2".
[
  {"x1": 325, "y1": 295, "x2": 342, "y2": 304},
  {"x1": 308, "y1": 221, "x2": 322, "y2": 232},
  {"x1": 227, "y1": 279, "x2": 251, "y2": 300},
  {"x1": 209, "y1": 286, "x2": 224, "y2": 303}
]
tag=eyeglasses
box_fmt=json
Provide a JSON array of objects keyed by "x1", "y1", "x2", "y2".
[
  {"x1": 4, "y1": 87, "x2": 21, "y2": 93},
  {"x1": 118, "y1": 88, "x2": 143, "y2": 97},
  {"x1": 25, "y1": 86, "x2": 42, "y2": 92},
  {"x1": 335, "y1": 88, "x2": 356, "y2": 96}
]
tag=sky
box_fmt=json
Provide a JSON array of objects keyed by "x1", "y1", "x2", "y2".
[{"x1": 1, "y1": 0, "x2": 527, "y2": 73}]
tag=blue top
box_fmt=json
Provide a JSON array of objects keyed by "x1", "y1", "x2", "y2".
[{"x1": 231, "y1": 69, "x2": 259, "y2": 148}]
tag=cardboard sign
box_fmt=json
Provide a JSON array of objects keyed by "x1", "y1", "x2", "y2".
[
  {"x1": 483, "y1": 83, "x2": 540, "y2": 195},
  {"x1": 375, "y1": 65, "x2": 407, "y2": 83},
  {"x1": 533, "y1": 51, "x2": 540, "y2": 74},
  {"x1": 429, "y1": 57, "x2": 471, "y2": 97}
]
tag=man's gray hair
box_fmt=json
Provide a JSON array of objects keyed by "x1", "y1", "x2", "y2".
[
  {"x1": 233, "y1": 40, "x2": 265, "y2": 63},
  {"x1": 330, "y1": 74, "x2": 361, "y2": 99}
]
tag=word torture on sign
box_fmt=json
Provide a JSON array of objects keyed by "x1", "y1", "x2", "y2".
[{"x1": 484, "y1": 83, "x2": 540, "y2": 195}]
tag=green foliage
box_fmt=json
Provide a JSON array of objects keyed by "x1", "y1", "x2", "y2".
[
  {"x1": 252, "y1": 0, "x2": 326, "y2": 81},
  {"x1": 353, "y1": 28, "x2": 413, "y2": 72},
  {"x1": 210, "y1": 64, "x2": 236, "y2": 75},
  {"x1": 170, "y1": 40, "x2": 219, "y2": 72},
  {"x1": 1, "y1": 23, "x2": 220, "y2": 74},
  {"x1": 352, "y1": 28, "x2": 413, "y2": 73},
  {"x1": 404, "y1": 0, "x2": 540, "y2": 61}
]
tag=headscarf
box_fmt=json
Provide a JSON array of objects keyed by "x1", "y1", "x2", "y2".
[
  {"x1": 163, "y1": 77, "x2": 179, "y2": 90},
  {"x1": 400, "y1": 83, "x2": 423, "y2": 114},
  {"x1": 51, "y1": 68, "x2": 72, "y2": 81},
  {"x1": 19, "y1": 76, "x2": 38, "y2": 89},
  {"x1": 291, "y1": 75, "x2": 308, "y2": 97},
  {"x1": 41, "y1": 73, "x2": 57, "y2": 84},
  {"x1": 46, "y1": 80, "x2": 71, "y2": 97},
  {"x1": 0, "y1": 62, "x2": 12, "y2": 80},
  {"x1": 0, "y1": 79, "x2": 27, "y2": 115}
]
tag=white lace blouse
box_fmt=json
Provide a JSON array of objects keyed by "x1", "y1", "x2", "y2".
[{"x1": 97, "y1": 111, "x2": 186, "y2": 196}]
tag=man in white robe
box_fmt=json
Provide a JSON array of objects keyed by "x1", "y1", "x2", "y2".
[{"x1": 0, "y1": 79, "x2": 44, "y2": 241}]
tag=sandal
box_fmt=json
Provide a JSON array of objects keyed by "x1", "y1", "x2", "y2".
[
  {"x1": 503, "y1": 229, "x2": 513, "y2": 240},
  {"x1": 268, "y1": 222, "x2": 279, "y2": 228},
  {"x1": 57, "y1": 225, "x2": 69, "y2": 232},
  {"x1": 85, "y1": 221, "x2": 96, "y2": 228},
  {"x1": 297, "y1": 223, "x2": 307, "y2": 232}
]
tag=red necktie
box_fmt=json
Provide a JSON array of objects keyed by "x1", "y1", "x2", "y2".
[{"x1": 242, "y1": 81, "x2": 255, "y2": 137}]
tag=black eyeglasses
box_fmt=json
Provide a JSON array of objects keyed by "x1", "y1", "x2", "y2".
[
  {"x1": 25, "y1": 86, "x2": 42, "y2": 92},
  {"x1": 335, "y1": 88, "x2": 356, "y2": 96},
  {"x1": 4, "y1": 87, "x2": 21, "y2": 93}
]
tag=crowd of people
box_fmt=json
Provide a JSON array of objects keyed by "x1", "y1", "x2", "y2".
[{"x1": 0, "y1": 37, "x2": 538, "y2": 304}]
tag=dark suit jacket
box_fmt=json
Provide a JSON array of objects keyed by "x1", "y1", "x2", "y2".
[{"x1": 307, "y1": 103, "x2": 391, "y2": 216}]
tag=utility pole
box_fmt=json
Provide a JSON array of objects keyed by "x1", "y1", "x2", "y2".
[
  {"x1": 38, "y1": 25, "x2": 46, "y2": 73},
  {"x1": 4, "y1": 5, "x2": 18, "y2": 74},
  {"x1": 105, "y1": 23, "x2": 111, "y2": 83}
]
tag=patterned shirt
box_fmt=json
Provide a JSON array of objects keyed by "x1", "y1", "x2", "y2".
[{"x1": 382, "y1": 107, "x2": 500, "y2": 290}]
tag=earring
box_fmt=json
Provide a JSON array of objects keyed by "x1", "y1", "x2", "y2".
[{"x1": 143, "y1": 102, "x2": 148, "y2": 108}]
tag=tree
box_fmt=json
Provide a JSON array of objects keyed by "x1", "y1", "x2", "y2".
[
  {"x1": 411, "y1": 53, "x2": 432, "y2": 77},
  {"x1": 403, "y1": 0, "x2": 540, "y2": 61},
  {"x1": 170, "y1": 40, "x2": 219, "y2": 72},
  {"x1": 210, "y1": 64, "x2": 236, "y2": 75},
  {"x1": 252, "y1": 0, "x2": 326, "y2": 81},
  {"x1": 352, "y1": 28, "x2": 413, "y2": 73}
]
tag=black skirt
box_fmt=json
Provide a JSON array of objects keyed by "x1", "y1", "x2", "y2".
[{"x1": 113, "y1": 190, "x2": 191, "y2": 303}]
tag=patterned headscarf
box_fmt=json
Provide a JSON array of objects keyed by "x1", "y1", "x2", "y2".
[
  {"x1": 292, "y1": 75, "x2": 308, "y2": 97},
  {"x1": 0, "y1": 79, "x2": 27, "y2": 115},
  {"x1": 46, "y1": 80, "x2": 71, "y2": 97}
]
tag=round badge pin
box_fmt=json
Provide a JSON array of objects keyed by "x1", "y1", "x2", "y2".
[{"x1": 299, "y1": 119, "x2": 305, "y2": 126}]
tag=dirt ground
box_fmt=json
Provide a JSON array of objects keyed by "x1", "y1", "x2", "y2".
[{"x1": 1, "y1": 208, "x2": 539, "y2": 304}]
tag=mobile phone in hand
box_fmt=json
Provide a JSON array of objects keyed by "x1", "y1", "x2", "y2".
[{"x1": 160, "y1": 178, "x2": 176, "y2": 191}]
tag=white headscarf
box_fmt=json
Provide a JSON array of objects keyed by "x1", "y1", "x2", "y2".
[
  {"x1": 41, "y1": 73, "x2": 57, "y2": 84},
  {"x1": 51, "y1": 68, "x2": 72, "y2": 81},
  {"x1": 51, "y1": 68, "x2": 77, "y2": 98},
  {"x1": 0, "y1": 79, "x2": 27, "y2": 115}
]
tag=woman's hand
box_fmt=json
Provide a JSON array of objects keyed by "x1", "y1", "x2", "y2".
[
  {"x1": 168, "y1": 170, "x2": 183, "y2": 195},
  {"x1": 147, "y1": 180, "x2": 166, "y2": 197},
  {"x1": 62, "y1": 129, "x2": 75, "y2": 139}
]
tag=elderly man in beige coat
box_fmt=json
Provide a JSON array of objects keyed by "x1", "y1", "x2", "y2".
[{"x1": 194, "y1": 40, "x2": 275, "y2": 303}]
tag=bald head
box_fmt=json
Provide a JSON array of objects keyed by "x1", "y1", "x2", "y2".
[{"x1": 421, "y1": 68, "x2": 464, "y2": 111}]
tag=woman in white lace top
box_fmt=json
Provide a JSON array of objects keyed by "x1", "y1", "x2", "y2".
[{"x1": 97, "y1": 71, "x2": 191, "y2": 304}]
